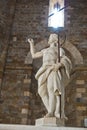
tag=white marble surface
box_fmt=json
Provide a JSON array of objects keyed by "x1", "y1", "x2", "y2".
[
  {"x1": 28, "y1": 34, "x2": 72, "y2": 119},
  {"x1": 35, "y1": 117, "x2": 65, "y2": 126},
  {"x1": 0, "y1": 124, "x2": 86, "y2": 130}
]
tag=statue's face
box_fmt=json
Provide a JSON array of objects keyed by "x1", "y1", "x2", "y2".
[
  {"x1": 48, "y1": 39, "x2": 58, "y2": 45},
  {"x1": 48, "y1": 34, "x2": 58, "y2": 45}
]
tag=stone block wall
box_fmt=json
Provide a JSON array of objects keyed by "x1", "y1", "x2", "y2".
[
  {"x1": 65, "y1": 67, "x2": 87, "y2": 127},
  {"x1": 0, "y1": 0, "x2": 87, "y2": 127},
  {"x1": 0, "y1": 67, "x2": 32, "y2": 124},
  {"x1": 0, "y1": 0, "x2": 17, "y2": 97}
]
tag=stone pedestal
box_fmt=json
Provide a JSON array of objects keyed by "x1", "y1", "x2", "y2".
[{"x1": 35, "y1": 117, "x2": 65, "y2": 127}]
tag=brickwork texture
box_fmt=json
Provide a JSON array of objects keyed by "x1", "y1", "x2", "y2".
[{"x1": 0, "y1": 0, "x2": 87, "y2": 127}]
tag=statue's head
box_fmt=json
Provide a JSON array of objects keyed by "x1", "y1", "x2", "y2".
[{"x1": 48, "y1": 33, "x2": 58, "y2": 45}]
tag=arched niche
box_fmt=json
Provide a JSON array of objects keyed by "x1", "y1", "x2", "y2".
[{"x1": 63, "y1": 41, "x2": 83, "y2": 65}]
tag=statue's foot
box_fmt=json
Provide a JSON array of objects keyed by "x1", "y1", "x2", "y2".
[
  {"x1": 61, "y1": 113, "x2": 68, "y2": 120},
  {"x1": 61, "y1": 115, "x2": 68, "y2": 120},
  {"x1": 54, "y1": 113, "x2": 60, "y2": 118},
  {"x1": 44, "y1": 113, "x2": 53, "y2": 118}
]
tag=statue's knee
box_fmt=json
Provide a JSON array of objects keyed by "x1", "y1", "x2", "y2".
[
  {"x1": 47, "y1": 84, "x2": 54, "y2": 93},
  {"x1": 48, "y1": 88, "x2": 54, "y2": 95}
]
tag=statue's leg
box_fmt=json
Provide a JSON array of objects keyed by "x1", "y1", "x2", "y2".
[
  {"x1": 41, "y1": 94, "x2": 49, "y2": 112},
  {"x1": 45, "y1": 72, "x2": 56, "y2": 117},
  {"x1": 61, "y1": 86, "x2": 68, "y2": 120},
  {"x1": 38, "y1": 83, "x2": 49, "y2": 112},
  {"x1": 61, "y1": 85, "x2": 64, "y2": 118},
  {"x1": 48, "y1": 90, "x2": 56, "y2": 116},
  {"x1": 55, "y1": 95, "x2": 60, "y2": 118}
]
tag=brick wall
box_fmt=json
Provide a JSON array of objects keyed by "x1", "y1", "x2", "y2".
[
  {"x1": 65, "y1": 0, "x2": 87, "y2": 127},
  {"x1": 65, "y1": 67, "x2": 87, "y2": 127},
  {"x1": 0, "y1": 0, "x2": 87, "y2": 127},
  {"x1": 0, "y1": 0, "x2": 17, "y2": 96}
]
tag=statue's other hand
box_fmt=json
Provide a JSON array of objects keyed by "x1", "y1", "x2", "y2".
[
  {"x1": 28, "y1": 38, "x2": 34, "y2": 44},
  {"x1": 54, "y1": 63, "x2": 62, "y2": 71}
]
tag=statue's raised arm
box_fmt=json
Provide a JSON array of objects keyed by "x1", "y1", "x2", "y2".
[{"x1": 28, "y1": 38, "x2": 43, "y2": 59}]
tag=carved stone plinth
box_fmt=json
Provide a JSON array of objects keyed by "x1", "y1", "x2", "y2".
[{"x1": 35, "y1": 117, "x2": 65, "y2": 127}]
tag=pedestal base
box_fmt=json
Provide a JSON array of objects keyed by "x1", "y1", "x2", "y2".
[{"x1": 35, "y1": 117, "x2": 65, "y2": 127}]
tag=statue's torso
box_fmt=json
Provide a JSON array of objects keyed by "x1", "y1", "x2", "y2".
[{"x1": 42, "y1": 46, "x2": 58, "y2": 65}]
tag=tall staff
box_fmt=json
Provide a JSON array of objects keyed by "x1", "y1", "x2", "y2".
[
  {"x1": 48, "y1": 4, "x2": 67, "y2": 118},
  {"x1": 58, "y1": 34, "x2": 60, "y2": 62}
]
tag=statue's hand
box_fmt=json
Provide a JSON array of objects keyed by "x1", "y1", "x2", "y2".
[
  {"x1": 28, "y1": 38, "x2": 34, "y2": 44},
  {"x1": 54, "y1": 63, "x2": 62, "y2": 71}
]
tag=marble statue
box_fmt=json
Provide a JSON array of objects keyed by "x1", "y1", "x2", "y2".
[{"x1": 28, "y1": 33, "x2": 72, "y2": 119}]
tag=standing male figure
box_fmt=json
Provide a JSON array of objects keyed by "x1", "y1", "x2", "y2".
[{"x1": 28, "y1": 33, "x2": 72, "y2": 119}]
